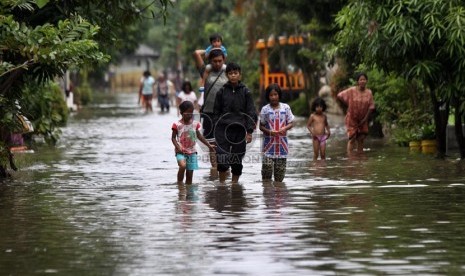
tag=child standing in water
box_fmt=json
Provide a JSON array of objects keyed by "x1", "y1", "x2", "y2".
[
  {"x1": 213, "y1": 62, "x2": 257, "y2": 184},
  {"x1": 259, "y1": 83, "x2": 295, "y2": 182},
  {"x1": 172, "y1": 101, "x2": 215, "y2": 184},
  {"x1": 307, "y1": 97, "x2": 331, "y2": 160}
]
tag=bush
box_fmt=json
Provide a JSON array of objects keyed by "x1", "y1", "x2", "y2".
[
  {"x1": 392, "y1": 127, "x2": 421, "y2": 146},
  {"x1": 420, "y1": 124, "x2": 436, "y2": 140},
  {"x1": 20, "y1": 81, "x2": 69, "y2": 145},
  {"x1": 288, "y1": 93, "x2": 310, "y2": 117},
  {"x1": 75, "y1": 81, "x2": 93, "y2": 106}
]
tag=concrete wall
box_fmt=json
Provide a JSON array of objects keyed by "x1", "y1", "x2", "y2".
[{"x1": 446, "y1": 124, "x2": 465, "y2": 155}]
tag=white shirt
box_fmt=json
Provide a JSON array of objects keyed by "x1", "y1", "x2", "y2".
[
  {"x1": 177, "y1": 91, "x2": 197, "y2": 104},
  {"x1": 140, "y1": 76, "x2": 155, "y2": 95}
]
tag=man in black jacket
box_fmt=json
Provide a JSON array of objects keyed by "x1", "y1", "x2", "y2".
[{"x1": 213, "y1": 62, "x2": 257, "y2": 183}]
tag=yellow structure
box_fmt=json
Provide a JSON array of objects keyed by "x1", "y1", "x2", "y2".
[{"x1": 255, "y1": 35, "x2": 305, "y2": 94}]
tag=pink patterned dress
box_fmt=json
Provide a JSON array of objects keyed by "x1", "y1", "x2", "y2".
[
  {"x1": 172, "y1": 119, "x2": 201, "y2": 155},
  {"x1": 337, "y1": 87, "x2": 375, "y2": 138}
]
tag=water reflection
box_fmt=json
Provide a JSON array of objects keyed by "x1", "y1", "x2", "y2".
[
  {"x1": 204, "y1": 183, "x2": 247, "y2": 213},
  {"x1": 2, "y1": 93, "x2": 465, "y2": 275},
  {"x1": 176, "y1": 184, "x2": 199, "y2": 229},
  {"x1": 262, "y1": 180, "x2": 289, "y2": 209},
  {"x1": 308, "y1": 159, "x2": 328, "y2": 179},
  {"x1": 178, "y1": 183, "x2": 199, "y2": 202}
]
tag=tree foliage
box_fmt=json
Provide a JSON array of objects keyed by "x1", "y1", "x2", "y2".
[
  {"x1": 0, "y1": 0, "x2": 171, "y2": 175},
  {"x1": 144, "y1": 0, "x2": 346, "y2": 102},
  {"x1": 335, "y1": 0, "x2": 465, "y2": 158}
]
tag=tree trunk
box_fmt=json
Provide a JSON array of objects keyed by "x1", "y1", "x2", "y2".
[
  {"x1": 454, "y1": 96, "x2": 465, "y2": 159},
  {"x1": 431, "y1": 89, "x2": 448, "y2": 158}
]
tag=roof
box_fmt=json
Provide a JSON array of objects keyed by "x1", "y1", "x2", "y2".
[{"x1": 133, "y1": 44, "x2": 159, "y2": 58}]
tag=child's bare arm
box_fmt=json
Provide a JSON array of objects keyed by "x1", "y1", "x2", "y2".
[
  {"x1": 324, "y1": 115, "x2": 331, "y2": 138},
  {"x1": 306, "y1": 115, "x2": 314, "y2": 135},
  {"x1": 171, "y1": 130, "x2": 183, "y2": 153},
  {"x1": 196, "y1": 130, "x2": 215, "y2": 151}
]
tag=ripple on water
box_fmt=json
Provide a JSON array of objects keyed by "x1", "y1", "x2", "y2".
[{"x1": 4, "y1": 93, "x2": 465, "y2": 275}]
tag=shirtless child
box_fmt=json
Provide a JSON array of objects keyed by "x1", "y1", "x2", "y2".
[{"x1": 307, "y1": 97, "x2": 331, "y2": 160}]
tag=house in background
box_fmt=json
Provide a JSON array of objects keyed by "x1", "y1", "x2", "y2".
[{"x1": 108, "y1": 44, "x2": 160, "y2": 92}]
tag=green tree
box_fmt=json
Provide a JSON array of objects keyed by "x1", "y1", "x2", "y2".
[
  {"x1": 335, "y1": 0, "x2": 465, "y2": 158},
  {"x1": 0, "y1": 0, "x2": 170, "y2": 176},
  {"x1": 142, "y1": 0, "x2": 347, "y2": 108},
  {"x1": 267, "y1": 0, "x2": 347, "y2": 93},
  {"x1": 145, "y1": 1, "x2": 257, "y2": 91}
]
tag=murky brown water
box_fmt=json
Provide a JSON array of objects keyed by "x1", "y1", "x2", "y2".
[{"x1": 1, "y1": 92, "x2": 465, "y2": 275}]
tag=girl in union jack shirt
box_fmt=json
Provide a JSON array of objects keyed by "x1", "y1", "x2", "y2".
[{"x1": 259, "y1": 84, "x2": 295, "y2": 182}]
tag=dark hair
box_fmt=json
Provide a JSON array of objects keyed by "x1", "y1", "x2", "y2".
[
  {"x1": 311, "y1": 97, "x2": 327, "y2": 112},
  {"x1": 355, "y1": 72, "x2": 368, "y2": 81},
  {"x1": 179, "y1": 100, "x2": 194, "y2": 114},
  {"x1": 208, "y1": 48, "x2": 225, "y2": 61},
  {"x1": 265, "y1": 83, "x2": 282, "y2": 102},
  {"x1": 143, "y1": 70, "x2": 151, "y2": 77},
  {"x1": 226, "y1": 62, "x2": 241, "y2": 74},
  {"x1": 209, "y1": 33, "x2": 223, "y2": 44},
  {"x1": 181, "y1": 80, "x2": 193, "y2": 93}
]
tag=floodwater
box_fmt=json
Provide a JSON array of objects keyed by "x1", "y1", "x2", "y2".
[{"x1": 1, "y1": 92, "x2": 465, "y2": 275}]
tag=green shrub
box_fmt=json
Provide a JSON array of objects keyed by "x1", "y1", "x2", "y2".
[
  {"x1": 288, "y1": 93, "x2": 310, "y2": 117},
  {"x1": 420, "y1": 124, "x2": 436, "y2": 140},
  {"x1": 75, "y1": 81, "x2": 93, "y2": 106},
  {"x1": 20, "y1": 81, "x2": 69, "y2": 145}
]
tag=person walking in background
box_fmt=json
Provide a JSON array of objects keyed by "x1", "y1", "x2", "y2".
[
  {"x1": 176, "y1": 80, "x2": 198, "y2": 112},
  {"x1": 156, "y1": 72, "x2": 170, "y2": 113},
  {"x1": 337, "y1": 72, "x2": 375, "y2": 153},
  {"x1": 167, "y1": 76, "x2": 177, "y2": 108},
  {"x1": 259, "y1": 83, "x2": 295, "y2": 182},
  {"x1": 176, "y1": 80, "x2": 197, "y2": 105},
  {"x1": 171, "y1": 101, "x2": 215, "y2": 185},
  {"x1": 213, "y1": 62, "x2": 257, "y2": 184},
  {"x1": 307, "y1": 97, "x2": 331, "y2": 160},
  {"x1": 192, "y1": 48, "x2": 228, "y2": 170},
  {"x1": 138, "y1": 70, "x2": 155, "y2": 113}
]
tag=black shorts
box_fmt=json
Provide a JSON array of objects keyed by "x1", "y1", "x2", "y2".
[{"x1": 215, "y1": 124, "x2": 247, "y2": 175}]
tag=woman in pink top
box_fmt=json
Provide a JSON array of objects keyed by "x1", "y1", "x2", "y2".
[{"x1": 337, "y1": 72, "x2": 375, "y2": 153}]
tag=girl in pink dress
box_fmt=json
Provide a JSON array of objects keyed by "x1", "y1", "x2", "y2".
[
  {"x1": 171, "y1": 101, "x2": 215, "y2": 184},
  {"x1": 337, "y1": 72, "x2": 375, "y2": 153}
]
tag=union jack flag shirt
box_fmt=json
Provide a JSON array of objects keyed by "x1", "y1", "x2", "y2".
[{"x1": 260, "y1": 103, "x2": 295, "y2": 158}]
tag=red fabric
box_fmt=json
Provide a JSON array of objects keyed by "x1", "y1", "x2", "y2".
[{"x1": 337, "y1": 87, "x2": 375, "y2": 138}]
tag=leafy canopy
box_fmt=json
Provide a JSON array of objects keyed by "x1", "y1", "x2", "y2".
[{"x1": 335, "y1": 0, "x2": 465, "y2": 92}]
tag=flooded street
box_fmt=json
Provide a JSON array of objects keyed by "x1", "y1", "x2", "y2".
[{"x1": 2, "y1": 92, "x2": 465, "y2": 275}]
